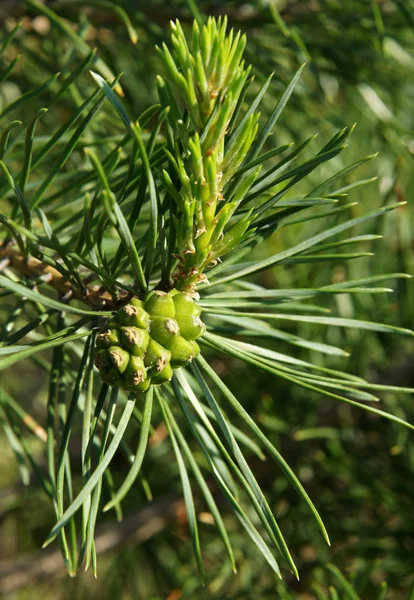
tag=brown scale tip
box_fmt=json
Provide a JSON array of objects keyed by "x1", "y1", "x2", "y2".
[
  {"x1": 132, "y1": 370, "x2": 145, "y2": 385},
  {"x1": 123, "y1": 304, "x2": 138, "y2": 317},
  {"x1": 123, "y1": 327, "x2": 140, "y2": 344},
  {"x1": 99, "y1": 330, "x2": 114, "y2": 344},
  {"x1": 109, "y1": 349, "x2": 125, "y2": 369},
  {"x1": 165, "y1": 318, "x2": 179, "y2": 335},
  {"x1": 155, "y1": 355, "x2": 169, "y2": 372}
]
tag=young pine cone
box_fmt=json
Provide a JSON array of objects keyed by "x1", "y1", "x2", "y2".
[{"x1": 94, "y1": 290, "x2": 205, "y2": 392}]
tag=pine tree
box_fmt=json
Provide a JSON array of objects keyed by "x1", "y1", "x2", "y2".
[{"x1": 0, "y1": 6, "x2": 412, "y2": 588}]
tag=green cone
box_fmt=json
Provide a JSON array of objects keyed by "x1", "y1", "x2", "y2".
[
  {"x1": 120, "y1": 326, "x2": 150, "y2": 358},
  {"x1": 144, "y1": 338, "x2": 171, "y2": 372},
  {"x1": 118, "y1": 303, "x2": 151, "y2": 330},
  {"x1": 95, "y1": 290, "x2": 205, "y2": 392},
  {"x1": 145, "y1": 290, "x2": 176, "y2": 318},
  {"x1": 96, "y1": 328, "x2": 121, "y2": 349},
  {"x1": 125, "y1": 356, "x2": 150, "y2": 392},
  {"x1": 172, "y1": 292, "x2": 202, "y2": 318},
  {"x1": 130, "y1": 297, "x2": 145, "y2": 309},
  {"x1": 172, "y1": 292, "x2": 204, "y2": 339},
  {"x1": 107, "y1": 346, "x2": 130, "y2": 374},
  {"x1": 170, "y1": 336, "x2": 200, "y2": 367},
  {"x1": 175, "y1": 313, "x2": 205, "y2": 340},
  {"x1": 150, "y1": 316, "x2": 180, "y2": 349},
  {"x1": 151, "y1": 362, "x2": 173, "y2": 384}
]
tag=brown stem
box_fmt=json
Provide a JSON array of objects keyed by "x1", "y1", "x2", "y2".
[{"x1": 0, "y1": 244, "x2": 129, "y2": 310}]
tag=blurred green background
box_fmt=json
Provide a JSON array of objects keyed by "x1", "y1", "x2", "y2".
[{"x1": 0, "y1": 1, "x2": 413, "y2": 598}]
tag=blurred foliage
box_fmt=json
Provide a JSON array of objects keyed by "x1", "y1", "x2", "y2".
[{"x1": 0, "y1": 0, "x2": 413, "y2": 598}]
